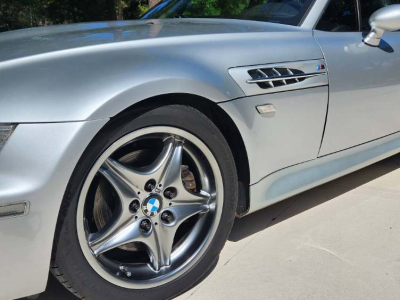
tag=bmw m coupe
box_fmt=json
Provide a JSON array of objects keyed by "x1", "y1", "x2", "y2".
[{"x1": 1, "y1": 0, "x2": 400, "y2": 299}]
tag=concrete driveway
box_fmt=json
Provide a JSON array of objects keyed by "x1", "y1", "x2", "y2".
[{"x1": 24, "y1": 153, "x2": 400, "y2": 300}]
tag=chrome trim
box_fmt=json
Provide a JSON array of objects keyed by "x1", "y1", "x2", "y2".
[
  {"x1": 229, "y1": 59, "x2": 328, "y2": 96},
  {"x1": 286, "y1": 68, "x2": 299, "y2": 82},
  {"x1": 272, "y1": 68, "x2": 287, "y2": 85},
  {"x1": 246, "y1": 72, "x2": 325, "y2": 84},
  {"x1": 0, "y1": 201, "x2": 30, "y2": 220}
]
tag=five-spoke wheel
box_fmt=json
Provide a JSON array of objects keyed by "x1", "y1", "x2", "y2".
[
  {"x1": 77, "y1": 127, "x2": 223, "y2": 287},
  {"x1": 52, "y1": 105, "x2": 237, "y2": 300}
]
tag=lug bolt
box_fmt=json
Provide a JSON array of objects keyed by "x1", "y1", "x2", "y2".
[
  {"x1": 140, "y1": 219, "x2": 152, "y2": 233},
  {"x1": 161, "y1": 211, "x2": 174, "y2": 224},
  {"x1": 119, "y1": 266, "x2": 132, "y2": 278},
  {"x1": 144, "y1": 179, "x2": 156, "y2": 192},
  {"x1": 164, "y1": 187, "x2": 177, "y2": 200},
  {"x1": 129, "y1": 200, "x2": 140, "y2": 214},
  {"x1": 120, "y1": 266, "x2": 128, "y2": 272}
]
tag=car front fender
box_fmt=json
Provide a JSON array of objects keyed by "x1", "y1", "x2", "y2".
[{"x1": 0, "y1": 119, "x2": 108, "y2": 300}]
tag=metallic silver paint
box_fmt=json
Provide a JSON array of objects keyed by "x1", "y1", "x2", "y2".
[
  {"x1": 314, "y1": 30, "x2": 400, "y2": 156},
  {"x1": 0, "y1": 18, "x2": 323, "y2": 299},
  {"x1": 364, "y1": 5, "x2": 400, "y2": 47},
  {"x1": 0, "y1": 120, "x2": 108, "y2": 300},
  {"x1": 229, "y1": 59, "x2": 327, "y2": 96},
  {"x1": 0, "y1": 19, "x2": 321, "y2": 123},
  {"x1": 1, "y1": 1, "x2": 400, "y2": 298},
  {"x1": 219, "y1": 87, "x2": 328, "y2": 184},
  {"x1": 249, "y1": 129, "x2": 400, "y2": 213}
]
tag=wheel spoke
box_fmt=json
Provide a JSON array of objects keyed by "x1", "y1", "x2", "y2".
[
  {"x1": 146, "y1": 202, "x2": 210, "y2": 271},
  {"x1": 103, "y1": 137, "x2": 183, "y2": 194},
  {"x1": 89, "y1": 217, "x2": 145, "y2": 256},
  {"x1": 144, "y1": 224, "x2": 174, "y2": 271},
  {"x1": 101, "y1": 159, "x2": 142, "y2": 199},
  {"x1": 158, "y1": 139, "x2": 184, "y2": 190},
  {"x1": 79, "y1": 129, "x2": 223, "y2": 285},
  {"x1": 171, "y1": 189, "x2": 212, "y2": 206},
  {"x1": 146, "y1": 137, "x2": 182, "y2": 186},
  {"x1": 168, "y1": 202, "x2": 210, "y2": 224}
]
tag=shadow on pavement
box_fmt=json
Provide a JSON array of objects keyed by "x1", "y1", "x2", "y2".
[
  {"x1": 229, "y1": 153, "x2": 400, "y2": 242},
  {"x1": 22, "y1": 253, "x2": 219, "y2": 300},
  {"x1": 17, "y1": 274, "x2": 76, "y2": 300},
  {"x1": 21, "y1": 153, "x2": 400, "y2": 299}
]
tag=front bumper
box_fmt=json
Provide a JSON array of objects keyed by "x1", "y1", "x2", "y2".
[{"x1": 0, "y1": 119, "x2": 108, "y2": 300}]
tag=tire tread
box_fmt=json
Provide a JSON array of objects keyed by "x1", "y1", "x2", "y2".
[
  {"x1": 51, "y1": 254, "x2": 86, "y2": 299},
  {"x1": 51, "y1": 104, "x2": 238, "y2": 300}
]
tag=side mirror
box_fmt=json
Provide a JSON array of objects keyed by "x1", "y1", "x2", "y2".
[{"x1": 364, "y1": 4, "x2": 400, "y2": 47}]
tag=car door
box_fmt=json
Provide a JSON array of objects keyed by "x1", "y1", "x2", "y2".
[{"x1": 314, "y1": 0, "x2": 400, "y2": 156}]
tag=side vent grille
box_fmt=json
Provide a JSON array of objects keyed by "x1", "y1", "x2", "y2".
[
  {"x1": 248, "y1": 68, "x2": 307, "y2": 89},
  {"x1": 228, "y1": 59, "x2": 328, "y2": 96}
]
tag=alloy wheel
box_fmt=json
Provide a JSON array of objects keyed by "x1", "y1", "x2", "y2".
[{"x1": 76, "y1": 127, "x2": 223, "y2": 289}]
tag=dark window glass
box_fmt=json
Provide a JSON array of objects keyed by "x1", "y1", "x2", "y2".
[
  {"x1": 360, "y1": 0, "x2": 400, "y2": 31},
  {"x1": 142, "y1": 0, "x2": 317, "y2": 26},
  {"x1": 316, "y1": 0, "x2": 358, "y2": 32}
]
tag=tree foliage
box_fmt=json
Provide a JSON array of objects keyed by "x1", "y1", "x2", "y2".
[
  {"x1": 0, "y1": 0, "x2": 156, "y2": 31},
  {"x1": 182, "y1": 0, "x2": 254, "y2": 17},
  {"x1": 0, "y1": 0, "x2": 289, "y2": 32}
]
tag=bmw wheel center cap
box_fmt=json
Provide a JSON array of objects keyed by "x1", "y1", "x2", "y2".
[{"x1": 142, "y1": 195, "x2": 163, "y2": 217}]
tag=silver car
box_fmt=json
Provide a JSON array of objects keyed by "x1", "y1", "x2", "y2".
[{"x1": 1, "y1": 0, "x2": 400, "y2": 299}]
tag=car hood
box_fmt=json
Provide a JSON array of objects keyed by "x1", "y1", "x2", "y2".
[
  {"x1": 0, "y1": 19, "x2": 304, "y2": 64},
  {"x1": 0, "y1": 19, "x2": 324, "y2": 124}
]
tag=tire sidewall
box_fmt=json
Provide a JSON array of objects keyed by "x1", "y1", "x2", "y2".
[{"x1": 54, "y1": 105, "x2": 238, "y2": 300}]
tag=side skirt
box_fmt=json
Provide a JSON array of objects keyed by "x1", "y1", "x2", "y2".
[{"x1": 247, "y1": 130, "x2": 400, "y2": 214}]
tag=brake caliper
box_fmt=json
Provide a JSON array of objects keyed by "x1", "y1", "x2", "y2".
[{"x1": 181, "y1": 165, "x2": 197, "y2": 192}]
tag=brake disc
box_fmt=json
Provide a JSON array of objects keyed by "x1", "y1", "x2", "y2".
[{"x1": 93, "y1": 149, "x2": 197, "y2": 252}]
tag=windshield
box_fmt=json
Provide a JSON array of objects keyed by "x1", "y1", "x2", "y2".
[{"x1": 142, "y1": 0, "x2": 316, "y2": 26}]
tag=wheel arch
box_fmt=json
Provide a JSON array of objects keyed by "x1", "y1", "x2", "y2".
[{"x1": 107, "y1": 93, "x2": 251, "y2": 216}]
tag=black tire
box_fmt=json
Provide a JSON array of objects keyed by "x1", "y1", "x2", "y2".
[{"x1": 51, "y1": 105, "x2": 238, "y2": 300}]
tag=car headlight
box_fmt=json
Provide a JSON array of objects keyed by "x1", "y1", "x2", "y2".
[{"x1": 0, "y1": 124, "x2": 16, "y2": 152}]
